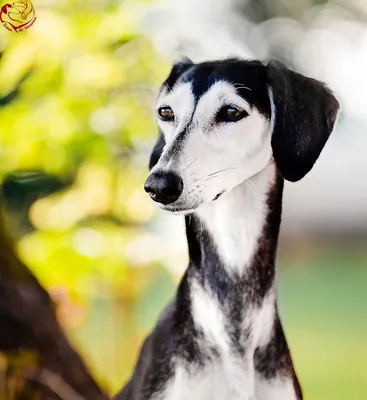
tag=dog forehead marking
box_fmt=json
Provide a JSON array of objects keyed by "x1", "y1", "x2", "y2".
[
  {"x1": 157, "y1": 80, "x2": 254, "y2": 150},
  {"x1": 158, "y1": 80, "x2": 252, "y2": 117}
]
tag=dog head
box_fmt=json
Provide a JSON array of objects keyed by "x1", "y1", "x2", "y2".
[{"x1": 144, "y1": 58, "x2": 339, "y2": 214}]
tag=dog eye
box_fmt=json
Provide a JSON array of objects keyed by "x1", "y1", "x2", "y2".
[
  {"x1": 158, "y1": 106, "x2": 174, "y2": 121},
  {"x1": 216, "y1": 105, "x2": 248, "y2": 123}
]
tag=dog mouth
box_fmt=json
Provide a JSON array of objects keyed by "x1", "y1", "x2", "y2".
[
  {"x1": 152, "y1": 199, "x2": 200, "y2": 215},
  {"x1": 153, "y1": 191, "x2": 225, "y2": 214},
  {"x1": 159, "y1": 204, "x2": 198, "y2": 215}
]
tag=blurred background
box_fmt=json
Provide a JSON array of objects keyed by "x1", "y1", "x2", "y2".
[{"x1": 0, "y1": 0, "x2": 366, "y2": 398}]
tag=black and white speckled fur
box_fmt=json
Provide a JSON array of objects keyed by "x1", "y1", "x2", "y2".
[{"x1": 116, "y1": 58, "x2": 339, "y2": 400}]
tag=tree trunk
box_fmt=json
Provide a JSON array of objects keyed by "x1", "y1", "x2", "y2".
[{"x1": 0, "y1": 205, "x2": 109, "y2": 399}]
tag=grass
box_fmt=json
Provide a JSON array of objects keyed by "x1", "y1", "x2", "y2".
[{"x1": 278, "y1": 246, "x2": 367, "y2": 400}]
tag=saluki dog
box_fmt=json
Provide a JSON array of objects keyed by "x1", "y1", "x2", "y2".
[{"x1": 116, "y1": 58, "x2": 339, "y2": 400}]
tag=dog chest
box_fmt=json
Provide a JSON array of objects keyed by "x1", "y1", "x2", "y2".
[
  {"x1": 153, "y1": 360, "x2": 298, "y2": 400},
  {"x1": 190, "y1": 281, "x2": 276, "y2": 355},
  {"x1": 160, "y1": 360, "x2": 255, "y2": 400}
]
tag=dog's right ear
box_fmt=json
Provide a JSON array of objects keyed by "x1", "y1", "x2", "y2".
[{"x1": 149, "y1": 129, "x2": 166, "y2": 170}]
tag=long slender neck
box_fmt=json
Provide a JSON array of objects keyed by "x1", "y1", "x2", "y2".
[
  {"x1": 173, "y1": 163, "x2": 284, "y2": 362},
  {"x1": 184, "y1": 161, "x2": 283, "y2": 304}
]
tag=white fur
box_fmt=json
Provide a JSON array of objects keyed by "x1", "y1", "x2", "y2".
[
  {"x1": 196, "y1": 161, "x2": 275, "y2": 273},
  {"x1": 161, "y1": 359, "x2": 255, "y2": 400},
  {"x1": 191, "y1": 281, "x2": 230, "y2": 352},
  {"x1": 161, "y1": 363, "x2": 233, "y2": 400},
  {"x1": 254, "y1": 291, "x2": 276, "y2": 349},
  {"x1": 153, "y1": 81, "x2": 273, "y2": 213}
]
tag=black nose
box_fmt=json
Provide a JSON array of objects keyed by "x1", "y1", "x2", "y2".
[{"x1": 144, "y1": 171, "x2": 183, "y2": 205}]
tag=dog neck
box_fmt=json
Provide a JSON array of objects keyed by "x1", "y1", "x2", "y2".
[
  {"x1": 186, "y1": 160, "x2": 282, "y2": 279},
  {"x1": 195, "y1": 161, "x2": 280, "y2": 277},
  {"x1": 177, "y1": 161, "x2": 284, "y2": 356}
]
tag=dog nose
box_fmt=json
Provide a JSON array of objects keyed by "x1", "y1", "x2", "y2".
[{"x1": 144, "y1": 171, "x2": 183, "y2": 205}]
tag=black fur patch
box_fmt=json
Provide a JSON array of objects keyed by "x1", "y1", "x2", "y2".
[{"x1": 149, "y1": 129, "x2": 166, "y2": 170}]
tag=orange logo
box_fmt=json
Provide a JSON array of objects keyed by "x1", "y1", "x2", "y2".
[{"x1": 0, "y1": 0, "x2": 36, "y2": 32}]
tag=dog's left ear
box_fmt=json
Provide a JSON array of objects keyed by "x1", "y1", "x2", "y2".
[{"x1": 267, "y1": 61, "x2": 340, "y2": 182}]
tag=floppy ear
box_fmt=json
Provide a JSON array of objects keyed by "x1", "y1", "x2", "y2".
[
  {"x1": 149, "y1": 129, "x2": 166, "y2": 170},
  {"x1": 267, "y1": 61, "x2": 340, "y2": 182}
]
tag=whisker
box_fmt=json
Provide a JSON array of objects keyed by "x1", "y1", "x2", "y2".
[
  {"x1": 244, "y1": 178, "x2": 259, "y2": 194},
  {"x1": 163, "y1": 81, "x2": 173, "y2": 92},
  {"x1": 183, "y1": 156, "x2": 200, "y2": 171},
  {"x1": 136, "y1": 85, "x2": 161, "y2": 95},
  {"x1": 188, "y1": 214, "x2": 192, "y2": 225},
  {"x1": 199, "y1": 217, "x2": 204, "y2": 236},
  {"x1": 232, "y1": 83, "x2": 252, "y2": 91},
  {"x1": 207, "y1": 166, "x2": 250, "y2": 177},
  {"x1": 107, "y1": 86, "x2": 159, "y2": 95},
  {"x1": 204, "y1": 175, "x2": 219, "y2": 182},
  {"x1": 244, "y1": 178, "x2": 271, "y2": 213}
]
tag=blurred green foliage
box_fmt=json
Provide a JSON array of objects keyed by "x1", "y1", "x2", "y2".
[{"x1": 0, "y1": 0, "x2": 176, "y2": 394}]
